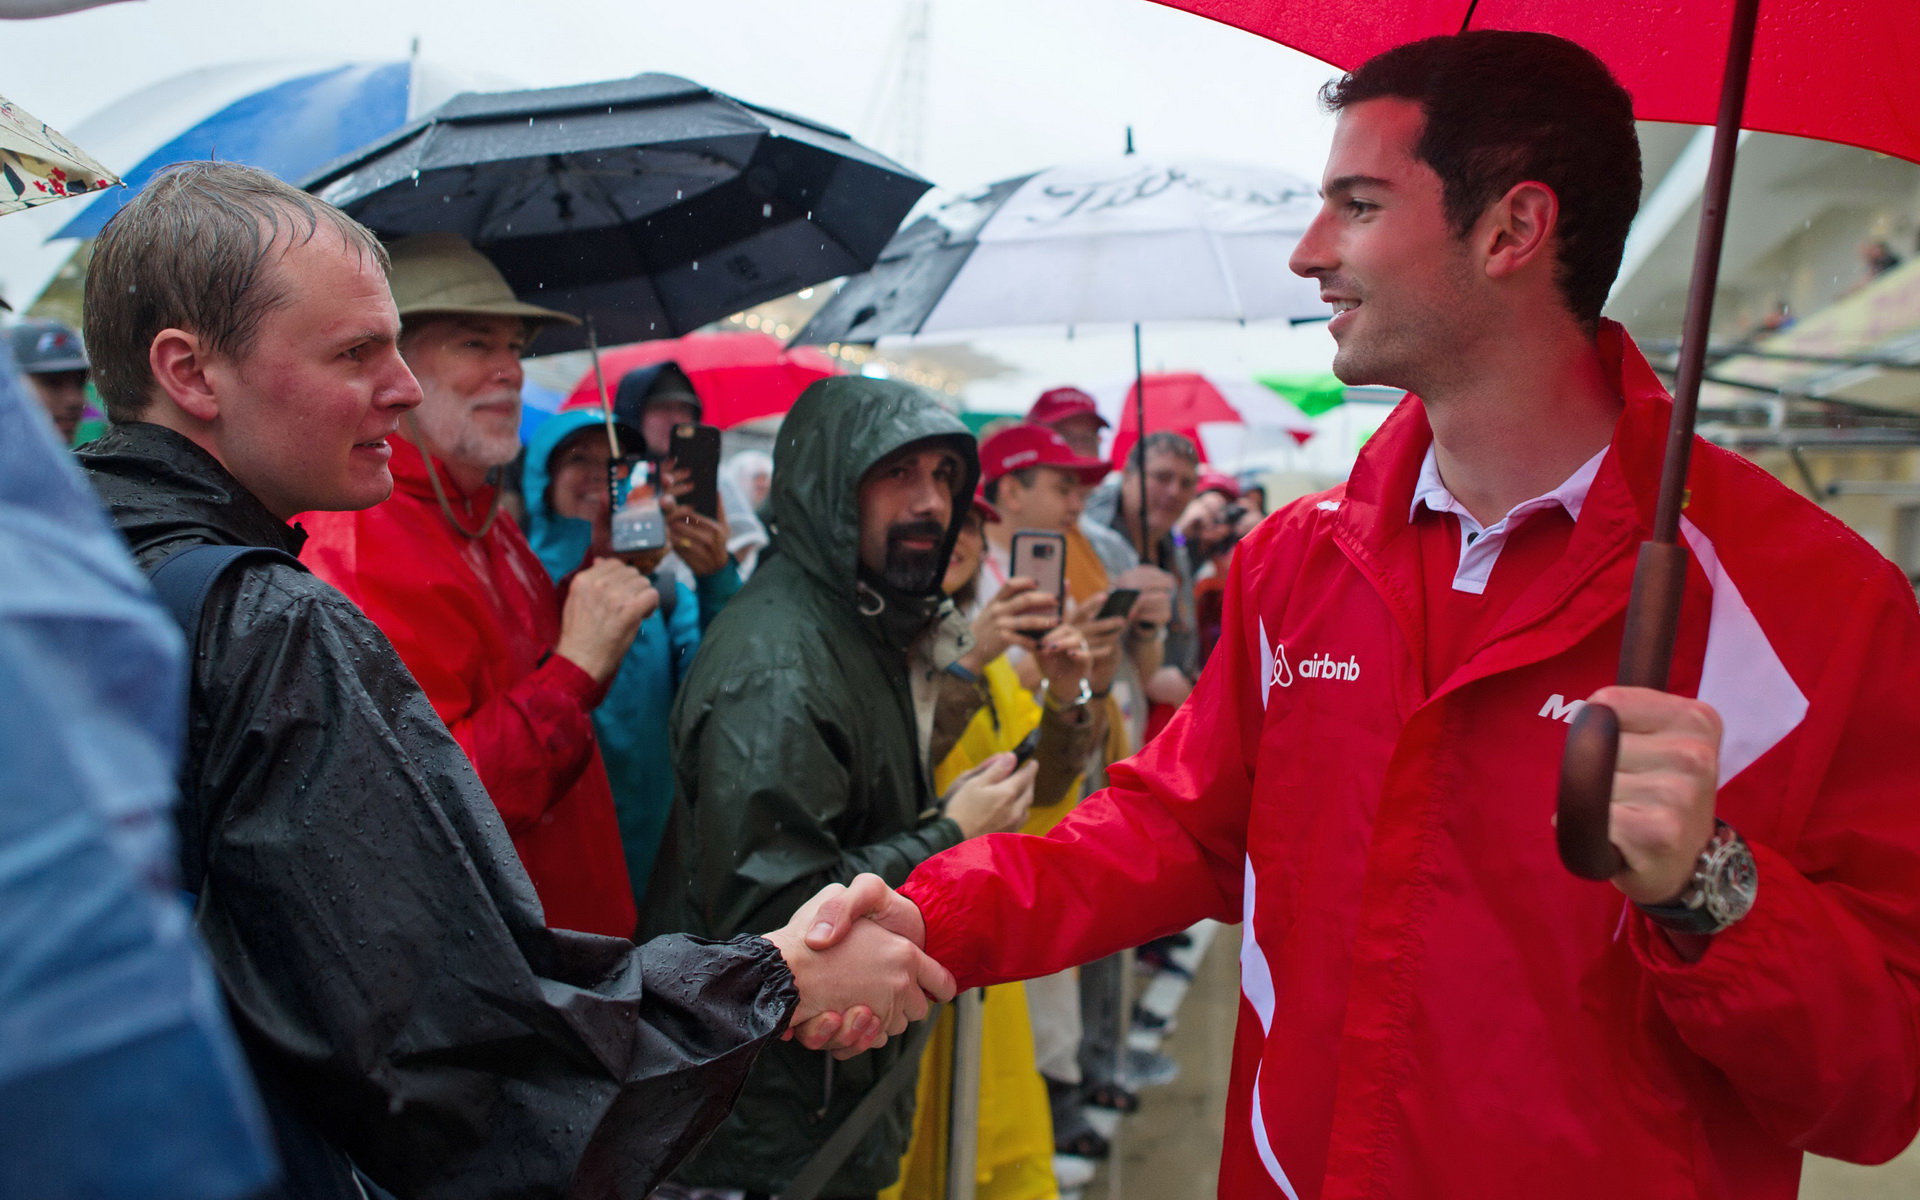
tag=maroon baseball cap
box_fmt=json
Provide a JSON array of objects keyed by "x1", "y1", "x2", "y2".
[
  {"x1": 979, "y1": 422, "x2": 1110, "y2": 488},
  {"x1": 968, "y1": 489, "x2": 1002, "y2": 525},
  {"x1": 1026, "y1": 386, "x2": 1108, "y2": 429}
]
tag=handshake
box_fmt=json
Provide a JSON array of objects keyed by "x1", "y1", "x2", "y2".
[{"x1": 761, "y1": 874, "x2": 949, "y2": 1060}]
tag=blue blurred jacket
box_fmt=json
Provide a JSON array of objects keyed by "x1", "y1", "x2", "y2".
[{"x1": 0, "y1": 352, "x2": 277, "y2": 1200}]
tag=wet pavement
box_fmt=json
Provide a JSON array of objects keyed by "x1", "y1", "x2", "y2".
[{"x1": 1076, "y1": 922, "x2": 1920, "y2": 1199}]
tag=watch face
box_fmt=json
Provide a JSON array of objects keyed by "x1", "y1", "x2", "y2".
[{"x1": 1703, "y1": 837, "x2": 1759, "y2": 927}]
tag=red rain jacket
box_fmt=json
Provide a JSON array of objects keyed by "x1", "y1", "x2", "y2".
[
  {"x1": 300, "y1": 436, "x2": 636, "y2": 939},
  {"x1": 904, "y1": 324, "x2": 1920, "y2": 1200}
]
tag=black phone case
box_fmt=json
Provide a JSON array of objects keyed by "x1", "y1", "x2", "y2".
[{"x1": 668, "y1": 423, "x2": 722, "y2": 521}]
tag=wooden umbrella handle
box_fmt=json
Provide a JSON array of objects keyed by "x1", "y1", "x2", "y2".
[
  {"x1": 1554, "y1": 542, "x2": 1691, "y2": 879},
  {"x1": 1557, "y1": 703, "x2": 1626, "y2": 880}
]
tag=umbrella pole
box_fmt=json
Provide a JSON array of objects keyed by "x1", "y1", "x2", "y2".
[
  {"x1": 1556, "y1": 0, "x2": 1763, "y2": 880},
  {"x1": 586, "y1": 316, "x2": 624, "y2": 461},
  {"x1": 1133, "y1": 322, "x2": 1151, "y2": 559}
]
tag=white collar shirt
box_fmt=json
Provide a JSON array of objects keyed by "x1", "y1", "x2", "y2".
[{"x1": 1409, "y1": 445, "x2": 1606, "y2": 595}]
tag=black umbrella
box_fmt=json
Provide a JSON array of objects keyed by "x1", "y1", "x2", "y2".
[{"x1": 303, "y1": 73, "x2": 930, "y2": 355}]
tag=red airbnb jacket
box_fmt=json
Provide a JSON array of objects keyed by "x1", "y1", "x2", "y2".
[
  {"x1": 904, "y1": 324, "x2": 1920, "y2": 1200},
  {"x1": 301, "y1": 436, "x2": 636, "y2": 939}
]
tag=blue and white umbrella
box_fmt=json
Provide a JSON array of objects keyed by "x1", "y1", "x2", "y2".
[{"x1": 0, "y1": 58, "x2": 510, "y2": 310}]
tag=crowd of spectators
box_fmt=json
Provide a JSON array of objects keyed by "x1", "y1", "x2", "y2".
[{"x1": 1, "y1": 159, "x2": 1269, "y2": 1200}]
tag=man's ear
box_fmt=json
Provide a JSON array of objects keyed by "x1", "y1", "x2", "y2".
[
  {"x1": 148, "y1": 327, "x2": 221, "y2": 422},
  {"x1": 1480, "y1": 181, "x2": 1559, "y2": 282}
]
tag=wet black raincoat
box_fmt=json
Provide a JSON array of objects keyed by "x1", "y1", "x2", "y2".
[
  {"x1": 650, "y1": 377, "x2": 979, "y2": 1196},
  {"x1": 79, "y1": 422, "x2": 796, "y2": 1200}
]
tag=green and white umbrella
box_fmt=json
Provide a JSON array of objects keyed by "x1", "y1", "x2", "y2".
[{"x1": 0, "y1": 93, "x2": 118, "y2": 217}]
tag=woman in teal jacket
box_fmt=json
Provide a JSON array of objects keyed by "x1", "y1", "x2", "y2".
[{"x1": 521, "y1": 406, "x2": 740, "y2": 913}]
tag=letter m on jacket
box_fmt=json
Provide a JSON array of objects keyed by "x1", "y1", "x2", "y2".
[{"x1": 1539, "y1": 693, "x2": 1586, "y2": 723}]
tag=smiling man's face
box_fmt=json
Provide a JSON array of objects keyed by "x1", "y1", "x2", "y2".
[
  {"x1": 1288, "y1": 97, "x2": 1486, "y2": 391},
  {"x1": 400, "y1": 313, "x2": 529, "y2": 476}
]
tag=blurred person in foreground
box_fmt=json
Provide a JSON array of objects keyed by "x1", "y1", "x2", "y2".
[
  {"x1": 650, "y1": 376, "x2": 1038, "y2": 1200},
  {"x1": 0, "y1": 333, "x2": 277, "y2": 1200},
  {"x1": 520, "y1": 405, "x2": 714, "y2": 913},
  {"x1": 76, "y1": 161, "x2": 948, "y2": 1200},
  {"x1": 816, "y1": 31, "x2": 1920, "y2": 1200},
  {"x1": 299, "y1": 232, "x2": 647, "y2": 939}
]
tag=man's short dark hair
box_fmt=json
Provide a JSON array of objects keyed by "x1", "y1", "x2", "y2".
[
  {"x1": 1127, "y1": 431, "x2": 1200, "y2": 475},
  {"x1": 1321, "y1": 31, "x2": 1641, "y2": 329},
  {"x1": 84, "y1": 161, "x2": 388, "y2": 422}
]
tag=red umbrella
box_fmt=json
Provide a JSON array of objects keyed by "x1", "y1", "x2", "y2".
[
  {"x1": 1150, "y1": 0, "x2": 1920, "y2": 879},
  {"x1": 1154, "y1": 2, "x2": 1916, "y2": 164},
  {"x1": 1099, "y1": 372, "x2": 1317, "y2": 469},
  {"x1": 560, "y1": 331, "x2": 840, "y2": 429}
]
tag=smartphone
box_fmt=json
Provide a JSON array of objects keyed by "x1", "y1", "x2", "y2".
[
  {"x1": 1008, "y1": 530, "x2": 1067, "y2": 633},
  {"x1": 668, "y1": 422, "x2": 723, "y2": 521},
  {"x1": 1010, "y1": 727, "x2": 1041, "y2": 766},
  {"x1": 607, "y1": 455, "x2": 667, "y2": 553},
  {"x1": 1097, "y1": 587, "x2": 1141, "y2": 621}
]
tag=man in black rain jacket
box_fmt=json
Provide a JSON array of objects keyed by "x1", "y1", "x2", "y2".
[{"x1": 74, "y1": 162, "x2": 947, "y2": 1200}]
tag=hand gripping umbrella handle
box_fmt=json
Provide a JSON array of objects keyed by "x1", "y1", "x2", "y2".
[{"x1": 1554, "y1": 541, "x2": 1690, "y2": 879}]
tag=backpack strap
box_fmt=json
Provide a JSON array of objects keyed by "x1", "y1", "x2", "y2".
[{"x1": 146, "y1": 544, "x2": 305, "y2": 640}]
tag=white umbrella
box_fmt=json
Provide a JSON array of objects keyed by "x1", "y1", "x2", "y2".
[{"x1": 797, "y1": 154, "x2": 1325, "y2": 342}]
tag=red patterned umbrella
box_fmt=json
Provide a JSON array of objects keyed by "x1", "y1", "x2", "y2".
[{"x1": 561, "y1": 331, "x2": 839, "y2": 429}]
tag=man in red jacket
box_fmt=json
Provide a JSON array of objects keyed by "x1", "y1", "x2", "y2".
[
  {"x1": 302, "y1": 232, "x2": 655, "y2": 939},
  {"x1": 811, "y1": 30, "x2": 1920, "y2": 1200}
]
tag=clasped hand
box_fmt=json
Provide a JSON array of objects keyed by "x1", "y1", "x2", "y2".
[
  {"x1": 762, "y1": 874, "x2": 946, "y2": 1060},
  {"x1": 1583, "y1": 685, "x2": 1724, "y2": 906}
]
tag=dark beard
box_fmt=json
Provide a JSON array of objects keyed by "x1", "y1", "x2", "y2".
[{"x1": 882, "y1": 519, "x2": 947, "y2": 593}]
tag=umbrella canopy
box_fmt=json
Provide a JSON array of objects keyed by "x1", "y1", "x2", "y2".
[
  {"x1": 306, "y1": 74, "x2": 930, "y2": 355},
  {"x1": 0, "y1": 59, "x2": 496, "y2": 310},
  {"x1": 793, "y1": 155, "x2": 1326, "y2": 344},
  {"x1": 0, "y1": 93, "x2": 117, "y2": 217},
  {"x1": 1094, "y1": 371, "x2": 1318, "y2": 468},
  {"x1": 1153, "y1": 1, "x2": 1919, "y2": 165},
  {"x1": 559, "y1": 331, "x2": 840, "y2": 429},
  {"x1": 52, "y1": 62, "x2": 422, "y2": 241}
]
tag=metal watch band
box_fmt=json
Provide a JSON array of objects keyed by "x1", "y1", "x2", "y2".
[{"x1": 1634, "y1": 819, "x2": 1756, "y2": 937}]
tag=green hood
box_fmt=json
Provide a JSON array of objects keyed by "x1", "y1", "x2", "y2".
[{"x1": 766, "y1": 375, "x2": 978, "y2": 643}]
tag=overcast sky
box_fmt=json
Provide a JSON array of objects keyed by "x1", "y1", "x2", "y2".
[{"x1": 8, "y1": 0, "x2": 1366, "y2": 464}]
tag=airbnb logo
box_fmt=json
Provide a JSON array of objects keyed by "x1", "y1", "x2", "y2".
[{"x1": 1259, "y1": 618, "x2": 1361, "y2": 709}]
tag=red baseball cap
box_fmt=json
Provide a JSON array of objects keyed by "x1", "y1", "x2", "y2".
[
  {"x1": 1196, "y1": 470, "x2": 1241, "y2": 500},
  {"x1": 1026, "y1": 386, "x2": 1108, "y2": 429},
  {"x1": 969, "y1": 489, "x2": 1002, "y2": 525},
  {"x1": 979, "y1": 422, "x2": 1111, "y2": 488}
]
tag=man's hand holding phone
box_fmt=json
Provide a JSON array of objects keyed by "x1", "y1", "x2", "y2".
[
  {"x1": 658, "y1": 459, "x2": 734, "y2": 579},
  {"x1": 1066, "y1": 592, "x2": 1128, "y2": 694},
  {"x1": 942, "y1": 751, "x2": 1037, "y2": 839},
  {"x1": 959, "y1": 578, "x2": 1059, "y2": 674}
]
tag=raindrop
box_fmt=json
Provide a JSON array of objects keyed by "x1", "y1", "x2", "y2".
[
  {"x1": 676, "y1": 190, "x2": 684, "y2": 200},
  {"x1": 692, "y1": 261, "x2": 700, "y2": 271},
  {"x1": 763, "y1": 203, "x2": 773, "y2": 218}
]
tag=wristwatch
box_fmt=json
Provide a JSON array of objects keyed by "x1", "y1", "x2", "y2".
[
  {"x1": 1634, "y1": 820, "x2": 1758, "y2": 936},
  {"x1": 1043, "y1": 676, "x2": 1093, "y2": 713}
]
